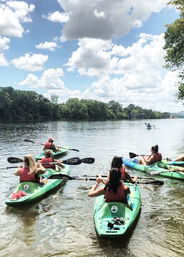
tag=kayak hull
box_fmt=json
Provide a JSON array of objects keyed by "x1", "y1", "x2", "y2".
[
  {"x1": 5, "y1": 165, "x2": 70, "y2": 206},
  {"x1": 123, "y1": 158, "x2": 184, "y2": 180},
  {"x1": 94, "y1": 183, "x2": 141, "y2": 238},
  {"x1": 35, "y1": 146, "x2": 69, "y2": 160}
]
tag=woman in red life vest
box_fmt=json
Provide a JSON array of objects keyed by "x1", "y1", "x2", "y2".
[
  {"x1": 99, "y1": 156, "x2": 137, "y2": 184},
  {"x1": 110, "y1": 156, "x2": 137, "y2": 182},
  {"x1": 138, "y1": 144, "x2": 162, "y2": 165},
  {"x1": 43, "y1": 137, "x2": 58, "y2": 152},
  {"x1": 40, "y1": 150, "x2": 64, "y2": 171},
  {"x1": 14, "y1": 154, "x2": 46, "y2": 183},
  {"x1": 88, "y1": 168, "x2": 130, "y2": 204}
]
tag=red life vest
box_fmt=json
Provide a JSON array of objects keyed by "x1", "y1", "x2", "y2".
[
  {"x1": 20, "y1": 168, "x2": 38, "y2": 182},
  {"x1": 44, "y1": 142, "x2": 52, "y2": 149},
  {"x1": 120, "y1": 166, "x2": 126, "y2": 180},
  {"x1": 149, "y1": 152, "x2": 162, "y2": 163},
  {"x1": 105, "y1": 183, "x2": 126, "y2": 203},
  {"x1": 41, "y1": 157, "x2": 55, "y2": 168}
]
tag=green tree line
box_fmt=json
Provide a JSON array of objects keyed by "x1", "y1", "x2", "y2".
[{"x1": 0, "y1": 87, "x2": 169, "y2": 122}]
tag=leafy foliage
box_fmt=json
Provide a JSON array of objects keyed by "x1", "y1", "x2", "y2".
[
  {"x1": 164, "y1": 0, "x2": 184, "y2": 99},
  {"x1": 0, "y1": 87, "x2": 168, "y2": 122}
]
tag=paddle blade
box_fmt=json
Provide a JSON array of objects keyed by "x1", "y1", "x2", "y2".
[
  {"x1": 24, "y1": 139, "x2": 35, "y2": 143},
  {"x1": 63, "y1": 157, "x2": 82, "y2": 165},
  {"x1": 129, "y1": 152, "x2": 137, "y2": 158},
  {"x1": 143, "y1": 180, "x2": 164, "y2": 185},
  {"x1": 81, "y1": 158, "x2": 95, "y2": 164},
  {"x1": 7, "y1": 157, "x2": 23, "y2": 163}
]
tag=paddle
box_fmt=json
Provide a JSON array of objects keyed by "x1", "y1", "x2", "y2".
[
  {"x1": 24, "y1": 139, "x2": 79, "y2": 152},
  {"x1": 48, "y1": 174, "x2": 164, "y2": 185},
  {"x1": 7, "y1": 157, "x2": 95, "y2": 165},
  {"x1": 81, "y1": 175, "x2": 158, "y2": 181},
  {"x1": 129, "y1": 152, "x2": 149, "y2": 158}
]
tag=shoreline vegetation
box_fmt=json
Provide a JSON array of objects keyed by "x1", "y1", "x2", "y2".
[{"x1": 0, "y1": 87, "x2": 170, "y2": 122}]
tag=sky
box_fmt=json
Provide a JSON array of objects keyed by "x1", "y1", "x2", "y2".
[{"x1": 0, "y1": 0, "x2": 183, "y2": 113}]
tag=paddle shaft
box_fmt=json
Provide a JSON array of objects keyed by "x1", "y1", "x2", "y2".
[{"x1": 48, "y1": 174, "x2": 164, "y2": 185}]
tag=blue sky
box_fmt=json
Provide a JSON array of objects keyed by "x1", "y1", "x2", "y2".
[{"x1": 0, "y1": 0, "x2": 182, "y2": 112}]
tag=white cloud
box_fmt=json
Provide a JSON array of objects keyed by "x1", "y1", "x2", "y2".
[
  {"x1": 57, "y1": 0, "x2": 168, "y2": 41},
  {"x1": 0, "y1": 36, "x2": 10, "y2": 52},
  {"x1": 0, "y1": 1, "x2": 35, "y2": 37},
  {"x1": 11, "y1": 53, "x2": 48, "y2": 71},
  {"x1": 65, "y1": 32, "x2": 181, "y2": 112},
  {"x1": 43, "y1": 11, "x2": 69, "y2": 23},
  {"x1": 36, "y1": 41, "x2": 58, "y2": 51},
  {"x1": 0, "y1": 53, "x2": 8, "y2": 66},
  {"x1": 19, "y1": 68, "x2": 65, "y2": 89}
]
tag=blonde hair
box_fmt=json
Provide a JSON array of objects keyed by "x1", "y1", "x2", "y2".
[{"x1": 24, "y1": 154, "x2": 37, "y2": 174}]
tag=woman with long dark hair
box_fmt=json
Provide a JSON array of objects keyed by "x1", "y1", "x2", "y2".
[{"x1": 88, "y1": 168, "x2": 130, "y2": 203}]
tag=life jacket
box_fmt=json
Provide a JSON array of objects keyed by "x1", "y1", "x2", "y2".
[
  {"x1": 149, "y1": 152, "x2": 162, "y2": 163},
  {"x1": 20, "y1": 168, "x2": 38, "y2": 183},
  {"x1": 120, "y1": 166, "x2": 126, "y2": 180},
  {"x1": 41, "y1": 157, "x2": 55, "y2": 168},
  {"x1": 44, "y1": 142, "x2": 53, "y2": 149},
  {"x1": 105, "y1": 183, "x2": 127, "y2": 203}
]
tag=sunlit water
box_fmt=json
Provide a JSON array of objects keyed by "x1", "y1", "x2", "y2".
[{"x1": 0, "y1": 119, "x2": 184, "y2": 257}]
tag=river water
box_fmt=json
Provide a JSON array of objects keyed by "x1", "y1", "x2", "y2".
[{"x1": 0, "y1": 119, "x2": 184, "y2": 257}]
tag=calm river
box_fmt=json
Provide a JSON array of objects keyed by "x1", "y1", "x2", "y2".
[{"x1": 0, "y1": 119, "x2": 184, "y2": 257}]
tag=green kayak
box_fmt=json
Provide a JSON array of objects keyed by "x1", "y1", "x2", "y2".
[
  {"x1": 93, "y1": 183, "x2": 141, "y2": 238},
  {"x1": 123, "y1": 158, "x2": 184, "y2": 180},
  {"x1": 35, "y1": 146, "x2": 69, "y2": 160},
  {"x1": 5, "y1": 165, "x2": 70, "y2": 206}
]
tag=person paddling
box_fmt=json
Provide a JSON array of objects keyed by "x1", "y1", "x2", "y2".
[
  {"x1": 14, "y1": 154, "x2": 46, "y2": 184},
  {"x1": 88, "y1": 168, "x2": 130, "y2": 204},
  {"x1": 43, "y1": 137, "x2": 58, "y2": 152},
  {"x1": 138, "y1": 145, "x2": 162, "y2": 165},
  {"x1": 40, "y1": 150, "x2": 64, "y2": 171}
]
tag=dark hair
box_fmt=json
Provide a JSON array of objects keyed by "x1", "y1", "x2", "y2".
[
  {"x1": 44, "y1": 150, "x2": 54, "y2": 161},
  {"x1": 105, "y1": 168, "x2": 121, "y2": 194},
  {"x1": 111, "y1": 156, "x2": 123, "y2": 169},
  {"x1": 151, "y1": 145, "x2": 159, "y2": 153},
  {"x1": 23, "y1": 156, "x2": 29, "y2": 166}
]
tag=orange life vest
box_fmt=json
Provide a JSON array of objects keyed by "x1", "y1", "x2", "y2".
[
  {"x1": 105, "y1": 183, "x2": 126, "y2": 203},
  {"x1": 149, "y1": 152, "x2": 162, "y2": 163},
  {"x1": 120, "y1": 166, "x2": 126, "y2": 180},
  {"x1": 41, "y1": 157, "x2": 55, "y2": 168},
  {"x1": 20, "y1": 168, "x2": 38, "y2": 183},
  {"x1": 44, "y1": 142, "x2": 52, "y2": 149}
]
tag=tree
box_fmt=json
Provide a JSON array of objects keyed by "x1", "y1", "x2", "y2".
[{"x1": 164, "y1": 0, "x2": 184, "y2": 100}]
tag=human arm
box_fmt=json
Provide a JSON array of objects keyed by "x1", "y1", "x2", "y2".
[
  {"x1": 14, "y1": 167, "x2": 22, "y2": 176},
  {"x1": 88, "y1": 177, "x2": 106, "y2": 197},
  {"x1": 125, "y1": 172, "x2": 137, "y2": 182},
  {"x1": 36, "y1": 163, "x2": 46, "y2": 174}
]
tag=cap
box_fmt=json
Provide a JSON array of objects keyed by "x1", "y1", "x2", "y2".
[{"x1": 48, "y1": 137, "x2": 54, "y2": 142}]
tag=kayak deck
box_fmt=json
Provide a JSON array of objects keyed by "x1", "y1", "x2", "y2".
[
  {"x1": 123, "y1": 158, "x2": 184, "y2": 180},
  {"x1": 5, "y1": 165, "x2": 70, "y2": 206},
  {"x1": 94, "y1": 183, "x2": 141, "y2": 238},
  {"x1": 35, "y1": 146, "x2": 69, "y2": 160}
]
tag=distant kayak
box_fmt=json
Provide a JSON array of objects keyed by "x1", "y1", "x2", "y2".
[
  {"x1": 35, "y1": 146, "x2": 69, "y2": 160},
  {"x1": 5, "y1": 165, "x2": 70, "y2": 206},
  {"x1": 93, "y1": 183, "x2": 141, "y2": 238},
  {"x1": 123, "y1": 158, "x2": 184, "y2": 180}
]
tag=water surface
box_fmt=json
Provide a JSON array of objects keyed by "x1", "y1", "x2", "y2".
[{"x1": 0, "y1": 119, "x2": 184, "y2": 257}]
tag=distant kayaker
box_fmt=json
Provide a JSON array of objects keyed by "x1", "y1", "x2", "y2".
[
  {"x1": 138, "y1": 145, "x2": 162, "y2": 165},
  {"x1": 14, "y1": 154, "x2": 46, "y2": 184},
  {"x1": 88, "y1": 168, "x2": 130, "y2": 203},
  {"x1": 40, "y1": 150, "x2": 64, "y2": 171},
  {"x1": 43, "y1": 137, "x2": 58, "y2": 152}
]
